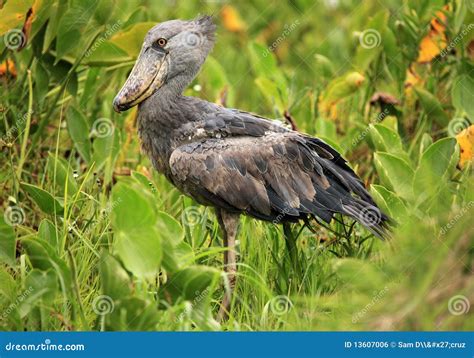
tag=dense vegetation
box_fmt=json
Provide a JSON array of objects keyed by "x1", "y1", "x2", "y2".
[{"x1": 0, "y1": 0, "x2": 472, "y2": 331}]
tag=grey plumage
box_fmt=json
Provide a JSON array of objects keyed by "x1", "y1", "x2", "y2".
[
  {"x1": 113, "y1": 15, "x2": 390, "y2": 239},
  {"x1": 113, "y1": 15, "x2": 391, "y2": 317}
]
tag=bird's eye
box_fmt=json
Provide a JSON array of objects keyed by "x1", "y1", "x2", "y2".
[{"x1": 155, "y1": 38, "x2": 167, "y2": 47}]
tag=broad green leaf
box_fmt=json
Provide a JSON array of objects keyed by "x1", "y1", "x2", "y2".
[
  {"x1": 369, "y1": 124, "x2": 408, "y2": 161},
  {"x1": 320, "y1": 72, "x2": 365, "y2": 109},
  {"x1": 56, "y1": 0, "x2": 99, "y2": 59},
  {"x1": 451, "y1": 75, "x2": 474, "y2": 120},
  {"x1": 99, "y1": 251, "x2": 132, "y2": 300},
  {"x1": 19, "y1": 269, "x2": 58, "y2": 317},
  {"x1": 110, "y1": 22, "x2": 155, "y2": 57},
  {"x1": 156, "y1": 211, "x2": 184, "y2": 246},
  {"x1": 0, "y1": 216, "x2": 16, "y2": 266},
  {"x1": 66, "y1": 106, "x2": 92, "y2": 162},
  {"x1": 354, "y1": 11, "x2": 387, "y2": 71},
  {"x1": 114, "y1": 227, "x2": 162, "y2": 279},
  {"x1": 248, "y1": 42, "x2": 287, "y2": 96},
  {"x1": 374, "y1": 152, "x2": 414, "y2": 200},
  {"x1": 20, "y1": 183, "x2": 63, "y2": 215},
  {"x1": 201, "y1": 56, "x2": 228, "y2": 90},
  {"x1": 413, "y1": 137, "x2": 457, "y2": 194},
  {"x1": 111, "y1": 182, "x2": 156, "y2": 232},
  {"x1": 414, "y1": 87, "x2": 449, "y2": 126},
  {"x1": 165, "y1": 265, "x2": 219, "y2": 301},
  {"x1": 106, "y1": 297, "x2": 159, "y2": 331},
  {"x1": 315, "y1": 118, "x2": 337, "y2": 141},
  {"x1": 21, "y1": 238, "x2": 72, "y2": 292},
  {"x1": 83, "y1": 42, "x2": 132, "y2": 66},
  {"x1": 255, "y1": 77, "x2": 284, "y2": 112},
  {"x1": 370, "y1": 184, "x2": 407, "y2": 221},
  {"x1": 38, "y1": 219, "x2": 59, "y2": 248}
]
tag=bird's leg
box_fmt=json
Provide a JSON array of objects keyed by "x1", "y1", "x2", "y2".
[
  {"x1": 216, "y1": 209, "x2": 239, "y2": 321},
  {"x1": 283, "y1": 222, "x2": 301, "y2": 275}
]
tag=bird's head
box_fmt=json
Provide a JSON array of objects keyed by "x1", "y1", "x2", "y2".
[{"x1": 113, "y1": 16, "x2": 216, "y2": 112}]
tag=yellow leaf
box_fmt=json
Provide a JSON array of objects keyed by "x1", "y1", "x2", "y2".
[
  {"x1": 416, "y1": 6, "x2": 449, "y2": 63},
  {"x1": 456, "y1": 124, "x2": 474, "y2": 169},
  {"x1": 221, "y1": 5, "x2": 246, "y2": 33}
]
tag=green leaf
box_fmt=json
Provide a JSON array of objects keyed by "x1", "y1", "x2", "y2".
[
  {"x1": 165, "y1": 265, "x2": 219, "y2": 301},
  {"x1": 19, "y1": 269, "x2": 58, "y2": 317},
  {"x1": 56, "y1": 0, "x2": 99, "y2": 59},
  {"x1": 0, "y1": 216, "x2": 16, "y2": 266},
  {"x1": 320, "y1": 72, "x2": 365, "y2": 107},
  {"x1": 414, "y1": 87, "x2": 449, "y2": 126},
  {"x1": 374, "y1": 152, "x2": 414, "y2": 200},
  {"x1": 106, "y1": 297, "x2": 159, "y2": 331},
  {"x1": 114, "y1": 227, "x2": 162, "y2": 280},
  {"x1": 83, "y1": 42, "x2": 132, "y2": 66},
  {"x1": 66, "y1": 106, "x2": 92, "y2": 162},
  {"x1": 38, "y1": 219, "x2": 59, "y2": 248},
  {"x1": 99, "y1": 251, "x2": 132, "y2": 300},
  {"x1": 255, "y1": 77, "x2": 284, "y2": 112},
  {"x1": 413, "y1": 138, "x2": 457, "y2": 194},
  {"x1": 156, "y1": 211, "x2": 184, "y2": 246},
  {"x1": 451, "y1": 75, "x2": 474, "y2": 120},
  {"x1": 110, "y1": 22, "x2": 155, "y2": 57},
  {"x1": 354, "y1": 11, "x2": 387, "y2": 71},
  {"x1": 111, "y1": 182, "x2": 156, "y2": 232},
  {"x1": 20, "y1": 183, "x2": 63, "y2": 215},
  {"x1": 369, "y1": 124, "x2": 408, "y2": 161},
  {"x1": 370, "y1": 184, "x2": 407, "y2": 221},
  {"x1": 21, "y1": 238, "x2": 72, "y2": 292}
]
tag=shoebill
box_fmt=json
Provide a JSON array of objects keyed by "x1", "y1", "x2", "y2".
[{"x1": 113, "y1": 16, "x2": 390, "y2": 319}]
